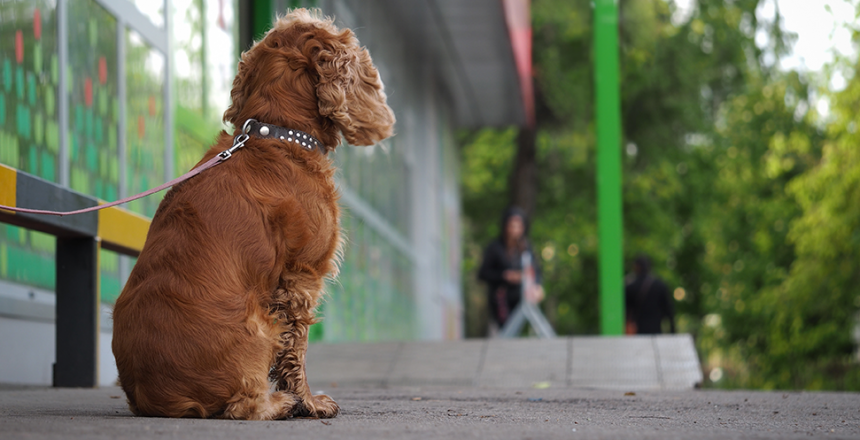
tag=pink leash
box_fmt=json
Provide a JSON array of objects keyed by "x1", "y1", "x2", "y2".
[{"x1": 0, "y1": 122, "x2": 253, "y2": 217}]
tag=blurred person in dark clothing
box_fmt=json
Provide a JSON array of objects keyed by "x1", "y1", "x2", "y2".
[
  {"x1": 478, "y1": 207, "x2": 544, "y2": 334},
  {"x1": 625, "y1": 255, "x2": 675, "y2": 334}
]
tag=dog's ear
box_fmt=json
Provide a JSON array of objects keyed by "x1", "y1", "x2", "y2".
[
  {"x1": 313, "y1": 31, "x2": 395, "y2": 146},
  {"x1": 223, "y1": 50, "x2": 252, "y2": 127}
]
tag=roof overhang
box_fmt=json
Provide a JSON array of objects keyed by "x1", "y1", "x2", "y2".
[{"x1": 384, "y1": 0, "x2": 530, "y2": 129}]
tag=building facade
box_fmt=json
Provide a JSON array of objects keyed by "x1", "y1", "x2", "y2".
[{"x1": 0, "y1": 0, "x2": 527, "y2": 385}]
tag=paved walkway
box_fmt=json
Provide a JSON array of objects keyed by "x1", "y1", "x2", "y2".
[
  {"x1": 2, "y1": 336, "x2": 859, "y2": 439},
  {"x1": 306, "y1": 335, "x2": 702, "y2": 391},
  {"x1": 2, "y1": 385, "x2": 858, "y2": 439}
]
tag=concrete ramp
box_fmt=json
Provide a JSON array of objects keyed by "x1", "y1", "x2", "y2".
[{"x1": 306, "y1": 334, "x2": 702, "y2": 391}]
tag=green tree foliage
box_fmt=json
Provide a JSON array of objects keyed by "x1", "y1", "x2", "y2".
[
  {"x1": 732, "y1": 56, "x2": 860, "y2": 390},
  {"x1": 460, "y1": 0, "x2": 860, "y2": 389},
  {"x1": 696, "y1": 73, "x2": 823, "y2": 388}
]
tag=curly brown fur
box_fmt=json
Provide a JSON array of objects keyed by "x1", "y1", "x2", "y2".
[{"x1": 111, "y1": 9, "x2": 394, "y2": 420}]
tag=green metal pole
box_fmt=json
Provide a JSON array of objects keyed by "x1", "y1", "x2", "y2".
[
  {"x1": 253, "y1": 0, "x2": 274, "y2": 39},
  {"x1": 594, "y1": 0, "x2": 624, "y2": 335}
]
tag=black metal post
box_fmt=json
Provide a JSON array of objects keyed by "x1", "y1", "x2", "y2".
[{"x1": 54, "y1": 237, "x2": 100, "y2": 387}]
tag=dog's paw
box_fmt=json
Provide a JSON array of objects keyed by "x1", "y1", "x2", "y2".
[{"x1": 300, "y1": 394, "x2": 340, "y2": 419}]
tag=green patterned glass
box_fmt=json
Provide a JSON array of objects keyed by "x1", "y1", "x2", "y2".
[
  {"x1": 0, "y1": 1, "x2": 58, "y2": 290},
  {"x1": 68, "y1": 0, "x2": 123, "y2": 303},
  {"x1": 125, "y1": 29, "x2": 165, "y2": 218},
  {"x1": 0, "y1": 0, "x2": 58, "y2": 180},
  {"x1": 68, "y1": 0, "x2": 119, "y2": 203}
]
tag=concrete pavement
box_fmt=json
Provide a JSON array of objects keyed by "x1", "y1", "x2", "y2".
[
  {"x1": 1, "y1": 336, "x2": 859, "y2": 439},
  {"x1": 2, "y1": 385, "x2": 859, "y2": 439}
]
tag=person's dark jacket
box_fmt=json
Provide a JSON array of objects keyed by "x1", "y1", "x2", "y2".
[
  {"x1": 625, "y1": 274, "x2": 675, "y2": 334},
  {"x1": 478, "y1": 239, "x2": 541, "y2": 326}
]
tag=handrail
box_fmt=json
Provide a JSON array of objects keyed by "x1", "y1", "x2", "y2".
[{"x1": 0, "y1": 163, "x2": 151, "y2": 256}]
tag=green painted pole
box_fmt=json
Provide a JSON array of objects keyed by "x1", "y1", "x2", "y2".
[
  {"x1": 594, "y1": 0, "x2": 624, "y2": 335},
  {"x1": 253, "y1": 0, "x2": 274, "y2": 39}
]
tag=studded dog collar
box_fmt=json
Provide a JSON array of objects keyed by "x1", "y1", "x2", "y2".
[{"x1": 244, "y1": 119, "x2": 326, "y2": 155}]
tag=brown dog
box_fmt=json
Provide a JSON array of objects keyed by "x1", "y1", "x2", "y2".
[{"x1": 111, "y1": 9, "x2": 394, "y2": 420}]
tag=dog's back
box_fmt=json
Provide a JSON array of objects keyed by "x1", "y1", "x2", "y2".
[{"x1": 112, "y1": 145, "x2": 280, "y2": 417}]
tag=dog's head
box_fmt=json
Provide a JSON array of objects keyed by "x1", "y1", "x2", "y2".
[{"x1": 223, "y1": 9, "x2": 395, "y2": 150}]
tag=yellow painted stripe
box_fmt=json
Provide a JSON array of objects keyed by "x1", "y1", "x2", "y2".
[
  {"x1": 97, "y1": 206, "x2": 150, "y2": 253},
  {"x1": 0, "y1": 164, "x2": 16, "y2": 213}
]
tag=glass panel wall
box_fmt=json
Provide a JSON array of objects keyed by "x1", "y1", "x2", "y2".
[
  {"x1": 0, "y1": 0, "x2": 58, "y2": 179},
  {"x1": 125, "y1": 30, "x2": 165, "y2": 218},
  {"x1": 322, "y1": 213, "x2": 415, "y2": 341},
  {"x1": 323, "y1": 135, "x2": 415, "y2": 341},
  {"x1": 0, "y1": 0, "x2": 238, "y2": 305},
  {"x1": 67, "y1": 0, "x2": 125, "y2": 300},
  {"x1": 335, "y1": 140, "x2": 410, "y2": 236},
  {"x1": 311, "y1": 0, "x2": 419, "y2": 341},
  {"x1": 0, "y1": 0, "x2": 58, "y2": 290},
  {"x1": 173, "y1": 0, "x2": 235, "y2": 175},
  {"x1": 68, "y1": 0, "x2": 119, "y2": 203}
]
